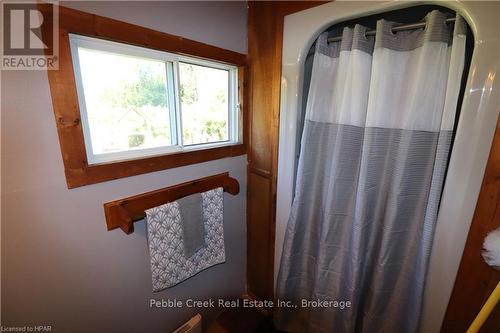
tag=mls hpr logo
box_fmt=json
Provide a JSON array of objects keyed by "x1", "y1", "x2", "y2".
[{"x1": 1, "y1": 1, "x2": 59, "y2": 70}]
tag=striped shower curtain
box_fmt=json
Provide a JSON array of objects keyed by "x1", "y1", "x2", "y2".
[{"x1": 275, "y1": 10, "x2": 467, "y2": 333}]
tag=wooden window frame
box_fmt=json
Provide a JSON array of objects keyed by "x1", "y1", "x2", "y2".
[{"x1": 39, "y1": 4, "x2": 248, "y2": 189}]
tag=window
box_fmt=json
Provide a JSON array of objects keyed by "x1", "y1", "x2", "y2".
[
  {"x1": 70, "y1": 34, "x2": 239, "y2": 165},
  {"x1": 42, "y1": 5, "x2": 246, "y2": 188}
]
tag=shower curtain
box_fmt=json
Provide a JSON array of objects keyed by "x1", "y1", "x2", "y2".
[{"x1": 275, "y1": 10, "x2": 466, "y2": 333}]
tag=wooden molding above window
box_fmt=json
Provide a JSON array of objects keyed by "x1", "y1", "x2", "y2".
[{"x1": 38, "y1": 4, "x2": 248, "y2": 188}]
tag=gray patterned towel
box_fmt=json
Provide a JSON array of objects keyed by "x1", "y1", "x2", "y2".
[{"x1": 145, "y1": 187, "x2": 225, "y2": 292}]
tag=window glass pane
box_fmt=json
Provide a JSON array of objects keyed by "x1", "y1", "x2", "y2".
[
  {"x1": 77, "y1": 47, "x2": 173, "y2": 155},
  {"x1": 179, "y1": 62, "x2": 229, "y2": 145}
]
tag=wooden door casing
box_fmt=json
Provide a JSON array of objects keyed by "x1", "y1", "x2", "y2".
[{"x1": 246, "y1": 1, "x2": 329, "y2": 300}]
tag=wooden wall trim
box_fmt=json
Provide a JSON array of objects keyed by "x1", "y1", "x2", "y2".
[
  {"x1": 246, "y1": 1, "x2": 328, "y2": 301},
  {"x1": 441, "y1": 115, "x2": 500, "y2": 332},
  {"x1": 44, "y1": 5, "x2": 246, "y2": 66},
  {"x1": 39, "y1": 4, "x2": 248, "y2": 188}
]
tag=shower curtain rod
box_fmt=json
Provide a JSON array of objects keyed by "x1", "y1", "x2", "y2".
[{"x1": 327, "y1": 17, "x2": 456, "y2": 43}]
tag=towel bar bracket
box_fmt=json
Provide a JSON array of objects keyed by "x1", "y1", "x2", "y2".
[{"x1": 103, "y1": 172, "x2": 240, "y2": 235}]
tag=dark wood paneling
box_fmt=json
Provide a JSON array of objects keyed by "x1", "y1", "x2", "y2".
[
  {"x1": 442, "y1": 117, "x2": 500, "y2": 332},
  {"x1": 247, "y1": 2, "x2": 276, "y2": 172},
  {"x1": 39, "y1": 4, "x2": 248, "y2": 188},
  {"x1": 246, "y1": 1, "x2": 328, "y2": 301},
  {"x1": 247, "y1": 172, "x2": 272, "y2": 298}
]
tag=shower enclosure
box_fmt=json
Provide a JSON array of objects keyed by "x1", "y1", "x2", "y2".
[{"x1": 275, "y1": 1, "x2": 499, "y2": 332}]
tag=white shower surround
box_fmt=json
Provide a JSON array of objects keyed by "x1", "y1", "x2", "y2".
[{"x1": 275, "y1": 1, "x2": 500, "y2": 332}]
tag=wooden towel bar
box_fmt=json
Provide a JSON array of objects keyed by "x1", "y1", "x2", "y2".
[{"x1": 103, "y1": 172, "x2": 240, "y2": 234}]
